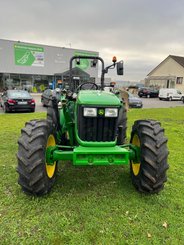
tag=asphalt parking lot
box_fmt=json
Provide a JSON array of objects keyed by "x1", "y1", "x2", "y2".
[
  {"x1": 141, "y1": 97, "x2": 184, "y2": 109},
  {"x1": 0, "y1": 94, "x2": 183, "y2": 114}
]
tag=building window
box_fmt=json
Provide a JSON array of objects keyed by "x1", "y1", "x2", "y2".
[{"x1": 176, "y1": 77, "x2": 183, "y2": 84}]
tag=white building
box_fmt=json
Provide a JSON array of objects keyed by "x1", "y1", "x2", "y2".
[{"x1": 145, "y1": 55, "x2": 184, "y2": 92}]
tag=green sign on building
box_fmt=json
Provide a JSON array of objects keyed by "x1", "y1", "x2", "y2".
[{"x1": 14, "y1": 44, "x2": 44, "y2": 67}]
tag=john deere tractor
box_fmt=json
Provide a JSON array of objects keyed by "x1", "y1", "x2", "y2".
[{"x1": 17, "y1": 56, "x2": 169, "y2": 195}]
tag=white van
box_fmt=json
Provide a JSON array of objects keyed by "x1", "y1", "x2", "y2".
[{"x1": 159, "y1": 88, "x2": 184, "y2": 101}]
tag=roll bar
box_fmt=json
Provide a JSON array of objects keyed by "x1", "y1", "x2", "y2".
[
  {"x1": 69, "y1": 55, "x2": 123, "y2": 90},
  {"x1": 69, "y1": 56, "x2": 106, "y2": 90}
]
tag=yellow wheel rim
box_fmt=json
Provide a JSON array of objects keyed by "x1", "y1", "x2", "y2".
[
  {"x1": 46, "y1": 134, "x2": 56, "y2": 178},
  {"x1": 131, "y1": 134, "x2": 141, "y2": 176}
]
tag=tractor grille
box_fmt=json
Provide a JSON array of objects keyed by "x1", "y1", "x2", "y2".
[{"x1": 77, "y1": 105, "x2": 118, "y2": 142}]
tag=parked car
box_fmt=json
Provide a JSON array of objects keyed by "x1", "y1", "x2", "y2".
[
  {"x1": 159, "y1": 88, "x2": 184, "y2": 101},
  {"x1": 41, "y1": 88, "x2": 61, "y2": 106},
  {"x1": 138, "y1": 87, "x2": 159, "y2": 98},
  {"x1": 1, "y1": 90, "x2": 35, "y2": 112},
  {"x1": 128, "y1": 92, "x2": 143, "y2": 108}
]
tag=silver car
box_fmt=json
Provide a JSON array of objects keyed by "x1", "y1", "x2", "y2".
[{"x1": 128, "y1": 92, "x2": 143, "y2": 108}]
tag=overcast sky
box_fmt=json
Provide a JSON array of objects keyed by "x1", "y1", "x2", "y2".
[{"x1": 1, "y1": 0, "x2": 184, "y2": 81}]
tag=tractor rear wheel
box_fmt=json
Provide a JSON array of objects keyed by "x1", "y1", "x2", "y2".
[
  {"x1": 17, "y1": 119, "x2": 58, "y2": 195},
  {"x1": 3, "y1": 104, "x2": 9, "y2": 113},
  {"x1": 130, "y1": 120, "x2": 169, "y2": 194},
  {"x1": 47, "y1": 99, "x2": 58, "y2": 128},
  {"x1": 117, "y1": 107, "x2": 127, "y2": 145}
]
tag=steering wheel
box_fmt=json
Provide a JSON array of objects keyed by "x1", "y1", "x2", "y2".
[{"x1": 76, "y1": 82, "x2": 98, "y2": 92}]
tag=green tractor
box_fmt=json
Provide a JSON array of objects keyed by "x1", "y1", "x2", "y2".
[{"x1": 17, "y1": 56, "x2": 169, "y2": 195}]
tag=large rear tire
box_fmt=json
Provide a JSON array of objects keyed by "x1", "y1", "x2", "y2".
[
  {"x1": 17, "y1": 119, "x2": 58, "y2": 195},
  {"x1": 3, "y1": 104, "x2": 9, "y2": 113},
  {"x1": 117, "y1": 107, "x2": 127, "y2": 145},
  {"x1": 130, "y1": 120, "x2": 169, "y2": 194},
  {"x1": 47, "y1": 98, "x2": 68, "y2": 145},
  {"x1": 47, "y1": 100, "x2": 58, "y2": 128}
]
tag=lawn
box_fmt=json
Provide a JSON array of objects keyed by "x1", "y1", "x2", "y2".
[{"x1": 0, "y1": 107, "x2": 184, "y2": 244}]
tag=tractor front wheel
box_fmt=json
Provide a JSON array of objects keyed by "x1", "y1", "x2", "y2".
[
  {"x1": 130, "y1": 120, "x2": 169, "y2": 194},
  {"x1": 17, "y1": 119, "x2": 58, "y2": 195}
]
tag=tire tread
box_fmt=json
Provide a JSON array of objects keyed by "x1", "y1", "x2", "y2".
[
  {"x1": 17, "y1": 119, "x2": 57, "y2": 195},
  {"x1": 130, "y1": 119, "x2": 169, "y2": 194}
]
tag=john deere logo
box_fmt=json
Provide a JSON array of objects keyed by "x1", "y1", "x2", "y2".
[{"x1": 98, "y1": 109, "x2": 104, "y2": 116}]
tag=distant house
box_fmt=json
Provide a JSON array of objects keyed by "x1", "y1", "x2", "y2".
[{"x1": 145, "y1": 55, "x2": 184, "y2": 92}]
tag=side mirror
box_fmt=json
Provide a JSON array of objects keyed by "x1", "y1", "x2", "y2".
[{"x1": 117, "y1": 61, "x2": 124, "y2": 75}]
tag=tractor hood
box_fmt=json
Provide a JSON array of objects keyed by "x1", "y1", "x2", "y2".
[{"x1": 77, "y1": 90, "x2": 121, "y2": 106}]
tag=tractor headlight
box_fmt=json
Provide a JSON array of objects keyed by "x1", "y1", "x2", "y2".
[
  {"x1": 83, "y1": 107, "x2": 97, "y2": 117},
  {"x1": 105, "y1": 108, "x2": 118, "y2": 117}
]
